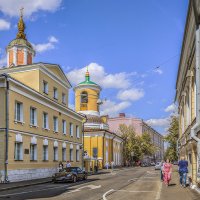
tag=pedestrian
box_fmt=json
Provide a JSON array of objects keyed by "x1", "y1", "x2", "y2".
[
  {"x1": 105, "y1": 161, "x2": 109, "y2": 170},
  {"x1": 111, "y1": 161, "x2": 114, "y2": 170},
  {"x1": 178, "y1": 156, "x2": 188, "y2": 188},
  {"x1": 163, "y1": 159, "x2": 172, "y2": 186},
  {"x1": 160, "y1": 160, "x2": 165, "y2": 181},
  {"x1": 58, "y1": 161, "x2": 63, "y2": 172},
  {"x1": 66, "y1": 160, "x2": 71, "y2": 168}
]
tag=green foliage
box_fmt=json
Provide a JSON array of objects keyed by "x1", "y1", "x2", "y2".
[
  {"x1": 164, "y1": 115, "x2": 179, "y2": 162},
  {"x1": 119, "y1": 124, "x2": 156, "y2": 164}
]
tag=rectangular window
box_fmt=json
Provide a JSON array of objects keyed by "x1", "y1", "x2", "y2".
[
  {"x1": 70, "y1": 123, "x2": 73, "y2": 136},
  {"x1": 43, "y1": 146, "x2": 48, "y2": 161},
  {"x1": 53, "y1": 116, "x2": 58, "y2": 132},
  {"x1": 76, "y1": 125, "x2": 80, "y2": 138},
  {"x1": 76, "y1": 150, "x2": 80, "y2": 161},
  {"x1": 62, "y1": 120, "x2": 66, "y2": 135},
  {"x1": 62, "y1": 93, "x2": 66, "y2": 104},
  {"x1": 43, "y1": 81, "x2": 48, "y2": 94},
  {"x1": 15, "y1": 102, "x2": 23, "y2": 122},
  {"x1": 53, "y1": 147, "x2": 58, "y2": 161},
  {"x1": 62, "y1": 148, "x2": 66, "y2": 161},
  {"x1": 53, "y1": 87, "x2": 58, "y2": 100},
  {"x1": 93, "y1": 148, "x2": 98, "y2": 158},
  {"x1": 14, "y1": 142, "x2": 23, "y2": 160},
  {"x1": 30, "y1": 107, "x2": 37, "y2": 126},
  {"x1": 70, "y1": 149, "x2": 73, "y2": 161},
  {"x1": 43, "y1": 112, "x2": 49, "y2": 129},
  {"x1": 30, "y1": 144, "x2": 37, "y2": 161}
]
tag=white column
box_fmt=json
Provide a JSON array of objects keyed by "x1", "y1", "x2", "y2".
[
  {"x1": 7, "y1": 51, "x2": 9, "y2": 67},
  {"x1": 13, "y1": 47, "x2": 17, "y2": 66},
  {"x1": 24, "y1": 48, "x2": 27, "y2": 65}
]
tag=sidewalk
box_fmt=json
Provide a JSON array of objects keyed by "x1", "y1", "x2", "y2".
[
  {"x1": 160, "y1": 170, "x2": 200, "y2": 200},
  {"x1": 0, "y1": 168, "x2": 111, "y2": 192}
]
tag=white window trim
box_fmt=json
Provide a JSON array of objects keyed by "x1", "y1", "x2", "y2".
[
  {"x1": 62, "y1": 93, "x2": 66, "y2": 104},
  {"x1": 53, "y1": 87, "x2": 58, "y2": 100},
  {"x1": 62, "y1": 120, "x2": 67, "y2": 135},
  {"x1": 15, "y1": 101, "x2": 24, "y2": 123},
  {"x1": 53, "y1": 116, "x2": 58, "y2": 133},
  {"x1": 30, "y1": 107, "x2": 37, "y2": 127},
  {"x1": 14, "y1": 142, "x2": 23, "y2": 161},
  {"x1": 43, "y1": 145, "x2": 48, "y2": 161},
  {"x1": 43, "y1": 112, "x2": 49, "y2": 130},
  {"x1": 76, "y1": 125, "x2": 80, "y2": 138},
  {"x1": 70, "y1": 123, "x2": 73, "y2": 137},
  {"x1": 30, "y1": 144, "x2": 37, "y2": 161},
  {"x1": 43, "y1": 81, "x2": 48, "y2": 94}
]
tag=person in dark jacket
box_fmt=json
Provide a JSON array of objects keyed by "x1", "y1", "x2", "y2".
[{"x1": 178, "y1": 156, "x2": 188, "y2": 188}]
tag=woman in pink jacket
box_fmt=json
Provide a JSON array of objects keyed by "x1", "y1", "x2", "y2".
[{"x1": 163, "y1": 159, "x2": 172, "y2": 186}]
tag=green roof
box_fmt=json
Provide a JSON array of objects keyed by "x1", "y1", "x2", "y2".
[{"x1": 78, "y1": 70, "x2": 99, "y2": 86}]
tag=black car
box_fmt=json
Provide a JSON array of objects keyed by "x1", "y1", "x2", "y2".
[{"x1": 52, "y1": 167, "x2": 87, "y2": 183}]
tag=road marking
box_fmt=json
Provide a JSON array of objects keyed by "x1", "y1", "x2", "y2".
[
  {"x1": 103, "y1": 189, "x2": 115, "y2": 200},
  {"x1": 62, "y1": 184, "x2": 102, "y2": 194},
  {"x1": 155, "y1": 182, "x2": 162, "y2": 200}
]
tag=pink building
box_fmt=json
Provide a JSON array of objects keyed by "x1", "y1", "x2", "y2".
[{"x1": 107, "y1": 113, "x2": 164, "y2": 161}]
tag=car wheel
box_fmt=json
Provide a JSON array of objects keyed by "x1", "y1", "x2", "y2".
[{"x1": 72, "y1": 176, "x2": 77, "y2": 183}]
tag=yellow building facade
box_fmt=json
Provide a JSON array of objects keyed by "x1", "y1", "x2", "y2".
[
  {"x1": 74, "y1": 69, "x2": 123, "y2": 171},
  {"x1": 0, "y1": 12, "x2": 84, "y2": 182}
]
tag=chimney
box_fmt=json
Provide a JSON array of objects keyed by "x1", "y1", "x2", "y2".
[{"x1": 119, "y1": 113, "x2": 125, "y2": 117}]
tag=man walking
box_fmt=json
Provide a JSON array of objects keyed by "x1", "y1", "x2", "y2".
[{"x1": 178, "y1": 156, "x2": 188, "y2": 188}]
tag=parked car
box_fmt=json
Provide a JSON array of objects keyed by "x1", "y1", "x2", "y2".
[
  {"x1": 141, "y1": 162, "x2": 148, "y2": 167},
  {"x1": 155, "y1": 162, "x2": 162, "y2": 170},
  {"x1": 52, "y1": 167, "x2": 87, "y2": 183},
  {"x1": 150, "y1": 162, "x2": 156, "y2": 166}
]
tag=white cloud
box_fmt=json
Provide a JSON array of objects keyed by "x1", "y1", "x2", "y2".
[
  {"x1": 101, "y1": 100, "x2": 131, "y2": 116},
  {"x1": 32, "y1": 35, "x2": 58, "y2": 53},
  {"x1": 146, "y1": 117, "x2": 170, "y2": 128},
  {"x1": 164, "y1": 103, "x2": 177, "y2": 113},
  {"x1": 153, "y1": 68, "x2": 163, "y2": 74},
  {"x1": 0, "y1": 0, "x2": 62, "y2": 17},
  {"x1": 117, "y1": 88, "x2": 144, "y2": 101},
  {"x1": 67, "y1": 63, "x2": 134, "y2": 89},
  {"x1": 0, "y1": 19, "x2": 10, "y2": 30}
]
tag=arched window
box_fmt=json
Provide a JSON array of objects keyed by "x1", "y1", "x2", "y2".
[{"x1": 81, "y1": 91, "x2": 88, "y2": 103}]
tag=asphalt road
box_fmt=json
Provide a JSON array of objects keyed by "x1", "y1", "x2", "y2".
[{"x1": 0, "y1": 167, "x2": 199, "y2": 200}]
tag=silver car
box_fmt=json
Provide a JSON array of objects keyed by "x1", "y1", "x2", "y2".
[{"x1": 154, "y1": 162, "x2": 161, "y2": 170}]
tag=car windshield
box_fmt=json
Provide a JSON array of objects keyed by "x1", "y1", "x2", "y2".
[{"x1": 66, "y1": 167, "x2": 77, "y2": 173}]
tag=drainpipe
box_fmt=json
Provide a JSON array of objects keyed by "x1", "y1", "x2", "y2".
[
  {"x1": 2, "y1": 74, "x2": 9, "y2": 182},
  {"x1": 80, "y1": 114, "x2": 87, "y2": 170},
  {"x1": 191, "y1": 0, "x2": 200, "y2": 183}
]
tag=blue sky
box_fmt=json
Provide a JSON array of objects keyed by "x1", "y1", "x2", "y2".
[{"x1": 0, "y1": 0, "x2": 189, "y2": 134}]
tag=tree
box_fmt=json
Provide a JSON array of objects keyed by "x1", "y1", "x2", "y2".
[
  {"x1": 164, "y1": 115, "x2": 179, "y2": 162},
  {"x1": 119, "y1": 124, "x2": 156, "y2": 165}
]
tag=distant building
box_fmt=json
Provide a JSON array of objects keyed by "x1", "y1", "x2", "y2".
[
  {"x1": 107, "y1": 113, "x2": 164, "y2": 162},
  {"x1": 74, "y1": 69, "x2": 123, "y2": 171},
  {"x1": 0, "y1": 11, "x2": 84, "y2": 182}
]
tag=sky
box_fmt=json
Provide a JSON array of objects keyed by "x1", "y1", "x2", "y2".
[{"x1": 0, "y1": 0, "x2": 189, "y2": 134}]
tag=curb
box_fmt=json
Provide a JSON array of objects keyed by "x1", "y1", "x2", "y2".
[{"x1": 0, "y1": 180, "x2": 52, "y2": 192}]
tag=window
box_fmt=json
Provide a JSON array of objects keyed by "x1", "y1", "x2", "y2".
[
  {"x1": 30, "y1": 107, "x2": 37, "y2": 126},
  {"x1": 76, "y1": 126, "x2": 80, "y2": 138},
  {"x1": 70, "y1": 149, "x2": 73, "y2": 161},
  {"x1": 70, "y1": 123, "x2": 73, "y2": 136},
  {"x1": 15, "y1": 102, "x2": 23, "y2": 122},
  {"x1": 53, "y1": 147, "x2": 58, "y2": 161},
  {"x1": 43, "y1": 81, "x2": 48, "y2": 94},
  {"x1": 93, "y1": 148, "x2": 98, "y2": 158},
  {"x1": 53, "y1": 87, "x2": 58, "y2": 100},
  {"x1": 43, "y1": 112, "x2": 49, "y2": 129},
  {"x1": 62, "y1": 148, "x2": 66, "y2": 161},
  {"x1": 53, "y1": 116, "x2": 58, "y2": 132},
  {"x1": 76, "y1": 150, "x2": 80, "y2": 161},
  {"x1": 43, "y1": 146, "x2": 48, "y2": 161},
  {"x1": 62, "y1": 93, "x2": 66, "y2": 104},
  {"x1": 81, "y1": 91, "x2": 88, "y2": 103},
  {"x1": 30, "y1": 144, "x2": 37, "y2": 161},
  {"x1": 14, "y1": 142, "x2": 23, "y2": 160},
  {"x1": 62, "y1": 120, "x2": 66, "y2": 135}
]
